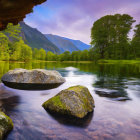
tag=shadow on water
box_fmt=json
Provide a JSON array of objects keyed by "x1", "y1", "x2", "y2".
[
  {"x1": 0, "y1": 84, "x2": 20, "y2": 113},
  {"x1": 2, "y1": 81, "x2": 65, "y2": 91},
  {"x1": 46, "y1": 110, "x2": 94, "y2": 128}
]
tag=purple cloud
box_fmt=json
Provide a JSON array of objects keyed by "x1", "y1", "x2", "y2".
[{"x1": 24, "y1": 0, "x2": 140, "y2": 44}]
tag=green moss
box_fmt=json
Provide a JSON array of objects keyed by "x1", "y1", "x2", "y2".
[
  {"x1": 67, "y1": 85, "x2": 85, "y2": 92},
  {"x1": 50, "y1": 96, "x2": 67, "y2": 109},
  {"x1": 0, "y1": 112, "x2": 13, "y2": 139},
  {"x1": 42, "y1": 95, "x2": 67, "y2": 111}
]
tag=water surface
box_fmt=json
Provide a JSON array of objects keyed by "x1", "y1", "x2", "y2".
[{"x1": 0, "y1": 61, "x2": 140, "y2": 140}]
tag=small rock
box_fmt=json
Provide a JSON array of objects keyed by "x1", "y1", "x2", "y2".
[
  {"x1": 112, "y1": 97, "x2": 131, "y2": 101},
  {"x1": 95, "y1": 89, "x2": 130, "y2": 101},
  {"x1": 42, "y1": 85, "x2": 95, "y2": 118},
  {"x1": 0, "y1": 111, "x2": 13, "y2": 139}
]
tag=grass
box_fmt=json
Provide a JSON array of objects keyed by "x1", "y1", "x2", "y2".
[{"x1": 98, "y1": 59, "x2": 140, "y2": 64}]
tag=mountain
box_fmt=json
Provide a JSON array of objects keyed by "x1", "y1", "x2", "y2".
[
  {"x1": 20, "y1": 22, "x2": 60, "y2": 53},
  {"x1": 45, "y1": 34, "x2": 90, "y2": 52},
  {"x1": 20, "y1": 22, "x2": 90, "y2": 54},
  {"x1": 45, "y1": 34, "x2": 79, "y2": 53}
]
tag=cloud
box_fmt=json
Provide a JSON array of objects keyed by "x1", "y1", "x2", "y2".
[{"x1": 24, "y1": 0, "x2": 140, "y2": 44}]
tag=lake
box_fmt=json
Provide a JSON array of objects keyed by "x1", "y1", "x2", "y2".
[{"x1": 0, "y1": 61, "x2": 140, "y2": 140}]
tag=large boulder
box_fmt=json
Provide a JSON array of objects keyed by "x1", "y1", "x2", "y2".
[
  {"x1": 42, "y1": 85, "x2": 95, "y2": 118},
  {"x1": 1, "y1": 69, "x2": 65, "y2": 90},
  {"x1": 0, "y1": 111, "x2": 13, "y2": 139}
]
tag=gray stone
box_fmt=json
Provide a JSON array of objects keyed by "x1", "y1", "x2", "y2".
[{"x1": 1, "y1": 69, "x2": 65, "y2": 90}]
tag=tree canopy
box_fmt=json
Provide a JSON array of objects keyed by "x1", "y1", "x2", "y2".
[
  {"x1": 91, "y1": 14, "x2": 136, "y2": 60},
  {"x1": 131, "y1": 24, "x2": 140, "y2": 58}
]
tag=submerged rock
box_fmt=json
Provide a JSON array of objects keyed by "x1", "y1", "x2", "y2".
[
  {"x1": 1, "y1": 69, "x2": 65, "y2": 90},
  {"x1": 112, "y1": 97, "x2": 131, "y2": 101},
  {"x1": 0, "y1": 112, "x2": 13, "y2": 139},
  {"x1": 95, "y1": 89, "x2": 130, "y2": 101},
  {"x1": 42, "y1": 85, "x2": 95, "y2": 118},
  {"x1": 95, "y1": 89, "x2": 123, "y2": 97}
]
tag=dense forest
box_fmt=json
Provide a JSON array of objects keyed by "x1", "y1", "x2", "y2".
[{"x1": 0, "y1": 14, "x2": 140, "y2": 62}]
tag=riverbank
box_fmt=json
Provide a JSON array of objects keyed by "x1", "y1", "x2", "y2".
[
  {"x1": 0, "y1": 60, "x2": 94, "y2": 64},
  {"x1": 0, "y1": 60, "x2": 140, "y2": 64},
  {"x1": 33, "y1": 60, "x2": 93, "y2": 63},
  {"x1": 97, "y1": 60, "x2": 140, "y2": 64}
]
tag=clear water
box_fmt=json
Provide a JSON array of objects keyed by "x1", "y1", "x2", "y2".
[{"x1": 0, "y1": 61, "x2": 140, "y2": 140}]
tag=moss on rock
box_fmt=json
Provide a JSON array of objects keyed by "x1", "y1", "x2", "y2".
[
  {"x1": 42, "y1": 85, "x2": 95, "y2": 118},
  {"x1": 0, "y1": 112, "x2": 13, "y2": 140}
]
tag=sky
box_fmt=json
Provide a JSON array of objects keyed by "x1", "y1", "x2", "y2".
[{"x1": 24, "y1": 0, "x2": 140, "y2": 44}]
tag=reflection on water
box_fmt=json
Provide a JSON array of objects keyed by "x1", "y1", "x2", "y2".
[
  {"x1": 47, "y1": 111, "x2": 94, "y2": 128},
  {"x1": 0, "y1": 61, "x2": 140, "y2": 140}
]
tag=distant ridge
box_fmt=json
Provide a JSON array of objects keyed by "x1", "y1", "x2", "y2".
[
  {"x1": 64, "y1": 38, "x2": 90, "y2": 51},
  {"x1": 45, "y1": 34, "x2": 90, "y2": 53},
  {"x1": 45, "y1": 34, "x2": 79, "y2": 53}
]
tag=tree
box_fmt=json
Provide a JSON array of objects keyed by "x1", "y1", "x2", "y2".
[
  {"x1": 10, "y1": 40, "x2": 32, "y2": 61},
  {"x1": 0, "y1": 23, "x2": 33, "y2": 62},
  {"x1": 131, "y1": 24, "x2": 140, "y2": 58},
  {"x1": 39, "y1": 48, "x2": 46, "y2": 60},
  {"x1": 62, "y1": 51, "x2": 71, "y2": 61},
  {"x1": 46, "y1": 51, "x2": 55, "y2": 61},
  {"x1": 4, "y1": 23, "x2": 21, "y2": 42},
  {"x1": 91, "y1": 14, "x2": 135, "y2": 59},
  {"x1": 80, "y1": 50, "x2": 89, "y2": 61},
  {"x1": 20, "y1": 41, "x2": 32, "y2": 61},
  {"x1": 33, "y1": 48, "x2": 39, "y2": 60},
  {"x1": 0, "y1": 32, "x2": 9, "y2": 60},
  {"x1": 10, "y1": 41, "x2": 22, "y2": 60}
]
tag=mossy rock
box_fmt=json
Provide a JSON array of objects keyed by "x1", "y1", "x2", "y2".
[
  {"x1": 42, "y1": 85, "x2": 95, "y2": 118},
  {"x1": 0, "y1": 112, "x2": 13, "y2": 140}
]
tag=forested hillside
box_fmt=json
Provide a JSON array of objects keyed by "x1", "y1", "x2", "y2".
[{"x1": 20, "y1": 22, "x2": 60, "y2": 53}]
